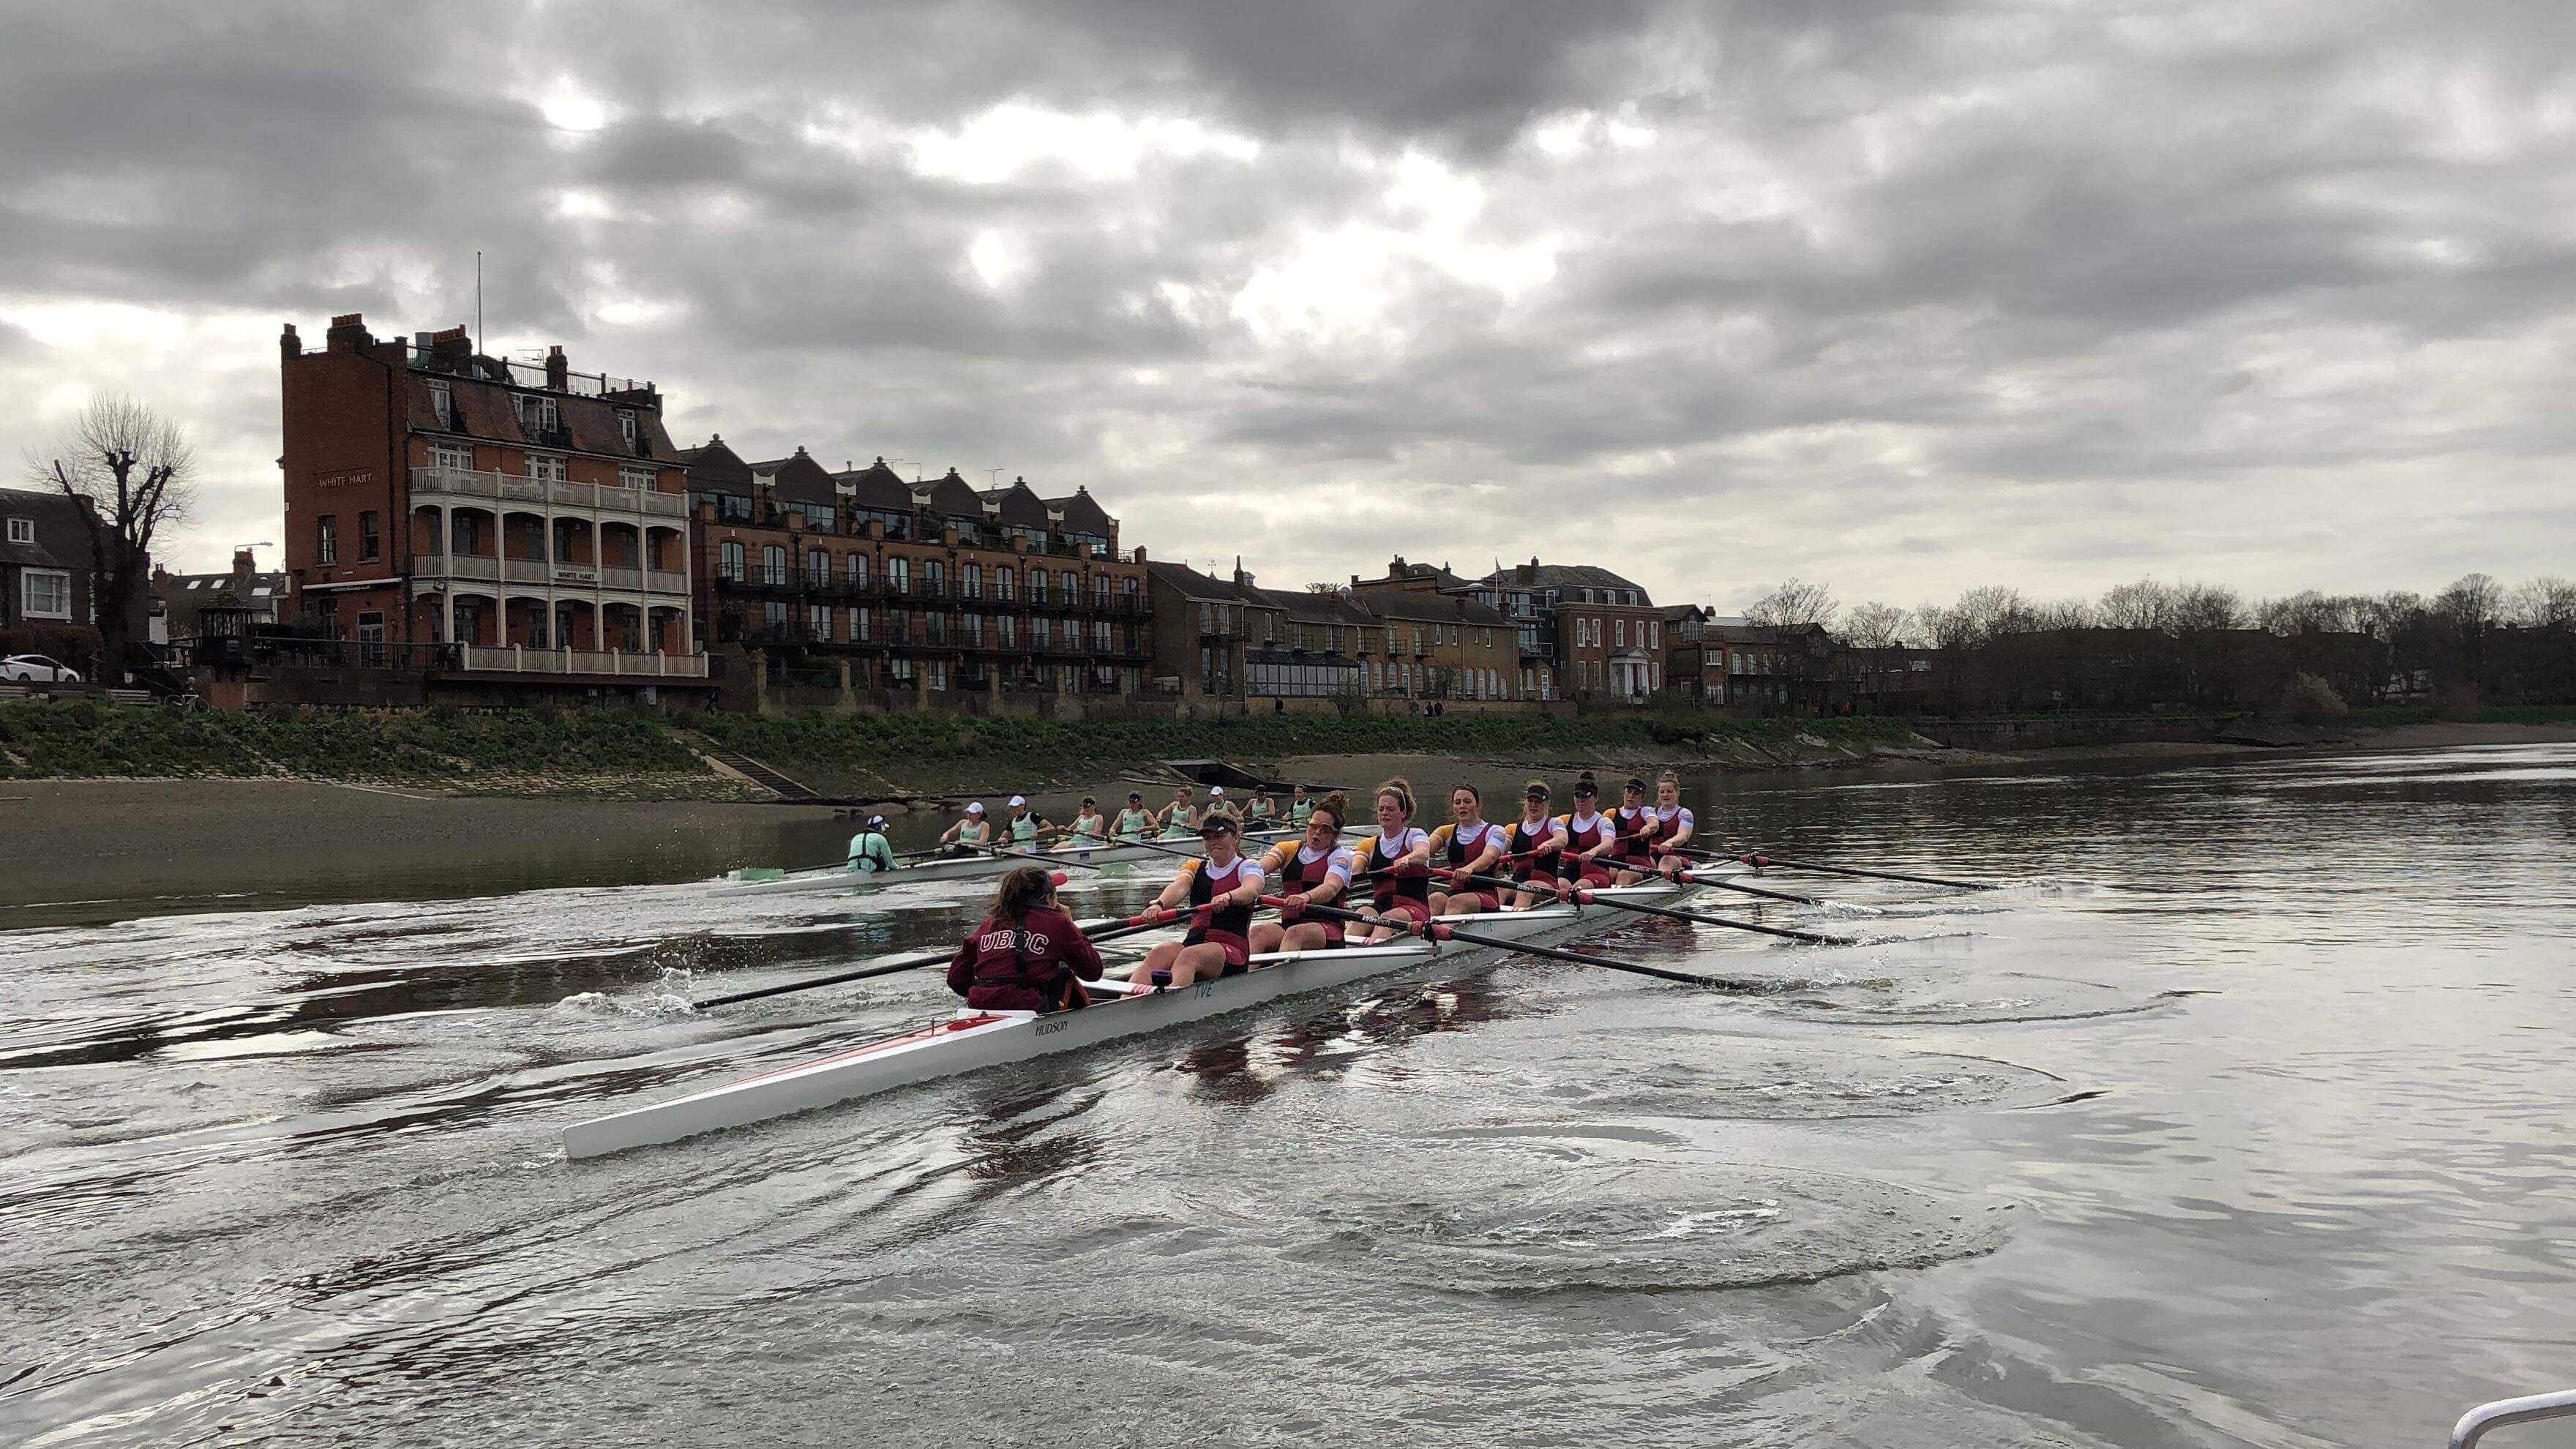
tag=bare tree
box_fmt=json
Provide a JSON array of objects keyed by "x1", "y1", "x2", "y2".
[
  {"x1": 1843, "y1": 602, "x2": 1907, "y2": 651},
  {"x1": 2169, "y1": 582, "x2": 2247, "y2": 632},
  {"x1": 1745, "y1": 576, "x2": 1840, "y2": 630},
  {"x1": 2434, "y1": 572, "x2": 2504, "y2": 630},
  {"x1": 2098, "y1": 577, "x2": 2174, "y2": 632},
  {"x1": 2257, "y1": 589, "x2": 2354, "y2": 635},
  {"x1": 26, "y1": 395, "x2": 195, "y2": 683},
  {"x1": 2032, "y1": 597, "x2": 2097, "y2": 632},
  {"x1": 2509, "y1": 576, "x2": 2576, "y2": 628},
  {"x1": 1940, "y1": 585, "x2": 2030, "y2": 646}
]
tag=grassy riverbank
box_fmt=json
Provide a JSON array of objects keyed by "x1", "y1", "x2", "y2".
[
  {"x1": 677, "y1": 709, "x2": 1930, "y2": 797},
  {"x1": 0, "y1": 700, "x2": 739, "y2": 797}
]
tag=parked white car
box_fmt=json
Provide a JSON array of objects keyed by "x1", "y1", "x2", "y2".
[{"x1": 1, "y1": 654, "x2": 82, "y2": 684}]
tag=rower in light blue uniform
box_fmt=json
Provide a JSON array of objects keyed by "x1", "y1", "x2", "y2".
[{"x1": 847, "y1": 815, "x2": 899, "y2": 874}]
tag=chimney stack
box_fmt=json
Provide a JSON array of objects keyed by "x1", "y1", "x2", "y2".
[
  {"x1": 545, "y1": 345, "x2": 569, "y2": 392},
  {"x1": 429, "y1": 326, "x2": 473, "y2": 373},
  {"x1": 279, "y1": 323, "x2": 302, "y2": 362},
  {"x1": 231, "y1": 547, "x2": 256, "y2": 590},
  {"x1": 325, "y1": 312, "x2": 372, "y2": 354}
]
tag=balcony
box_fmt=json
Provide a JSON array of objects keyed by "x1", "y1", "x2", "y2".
[
  {"x1": 411, "y1": 466, "x2": 686, "y2": 520},
  {"x1": 413, "y1": 553, "x2": 687, "y2": 596},
  {"x1": 456, "y1": 643, "x2": 709, "y2": 678}
]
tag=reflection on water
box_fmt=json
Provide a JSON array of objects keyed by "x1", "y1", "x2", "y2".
[{"x1": 3, "y1": 742, "x2": 2575, "y2": 1446}]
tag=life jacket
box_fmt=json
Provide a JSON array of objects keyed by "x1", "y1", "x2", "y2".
[
  {"x1": 1182, "y1": 854, "x2": 1257, "y2": 945},
  {"x1": 1365, "y1": 828, "x2": 1430, "y2": 907}
]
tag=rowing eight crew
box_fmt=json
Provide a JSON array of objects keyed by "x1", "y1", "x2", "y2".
[{"x1": 944, "y1": 770, "x2": 1718, "y2": 1006}]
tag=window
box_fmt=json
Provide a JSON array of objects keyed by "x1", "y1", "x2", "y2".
[
  {"x1": 1031, "y1": 571, "x2": 1049, "y2": 604},
  {"x1": 1615, "y1": 620, "x2": 1626, "y2": 648},
  {"x1": 764, "y1": 600, "x2": 789, "y2": 631},
  {"x1": 806, "y1": 548, "x2": 830, "y2": 586},
  {"x1": 1096, "y1": 620, "x2": 1112, "y2": 651},
  {"x1": 21, "y1": 569, "x2": 70, "y2": 620},
  {"x1": 7, "y1": 517, "x2": 31, "y2": 545},
  {"x1": 793, "y1": 502, "x2": 836, "y2": 532},
  {"x1": 526, "y1": 454, "x2": 566, "y2": 483},
  {"x1": 851, "y1": 606, "x2": 869, "y2": 642},
  {"x1": 996, "y1": 566, "x2": 1014, "y2": 601},
  {"x1": 519, "y1": 394, "x2": 559, "y2": 435},
  {"x1": 359, "y1": 511, "x2": 381, "y2": 562},
  {"x1": 1650, "y1": 622, "x2": 1660, "y2": 649},
  {"x1": 1059, "y1": 570, "x2": 1077, "y2": 600},
  {"x1": 962, "y1": 563, "x2": 981, "y2": 599},
  {"x1": 762, "y1": 544, "x2": 787, "y2": 585},
  {"x1": 429, "y1": 379, "x2": 453, "y2": 428},
  {"x1": 998, "y1": 613, "x2": 1016, "y2": 646},
  {"x1": 925, "y1": 560, "x2": 946, "y2": 594},
  {"x1": 849, "y1": 553, "x2": 868, "y2": 587},
  {"x1": 808, "y1": 604, "x2": 833, "y2": 640},
  {"x1": 720, "y1": 541, "x2": 746, "y2": 581},
  {"x1": 618, "y1": 411, "x2": 638, "y2": 449},
  {"x1": 317, "y1": 514, "x2": 338, "y2": 566},
  {"x1": 620, "y1": 465, "x2": 654, "y2": 490},
  {"x1": 964, "y1": 613, "x2": 982, "y2": 645},
  {"x1": 1093, "y1": 574, "x2": 1110, "y2": 606},
  {"x1": 885, "y1": 557, "x2": 910, "y2": 593},
  {"x1": 1033, "y1": 617, "x2": 1051, "y2": 648}
]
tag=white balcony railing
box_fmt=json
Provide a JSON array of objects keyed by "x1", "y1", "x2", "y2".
[
  {"x1": 411, "y1": 467, "x2": 686, "y2": 520},
  {"x1": 413, "y1": 553, "x2": 689, "y2": 596},
  {"x1": 455, "y1": 644, "x2": 709, "y2": 679}
]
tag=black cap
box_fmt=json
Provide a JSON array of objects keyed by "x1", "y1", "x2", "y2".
[
  {"x1": 1525, "y1": 783, "x2": 1550, "y2": 799},
  {"x1": 1573, "y1": 778, "x2": 1598, "y2": 798},
  {"x1": 1199, "y1": 816, "x2": 1238, "y2": 836},
  {"x1": 1625, "y1": 776, "x2": 1647, "y2": 793}
]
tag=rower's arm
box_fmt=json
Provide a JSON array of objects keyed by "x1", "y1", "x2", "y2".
[
  {"x1": 1664, "y1": 812, "x2": 1695, "y2": 850},
  {"x1": 1466, "y1": 831, "x2": 1505, "y2": 874},
  {"x1": 1222, "y1": 864, "x2": 1266, "y2": 907},
  {"x1": 1156, "y1": 866, "x2": 1193, "y2": 910}
]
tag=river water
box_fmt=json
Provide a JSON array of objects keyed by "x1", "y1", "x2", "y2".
[{"x1": 4, "y1": 744, "x2": 2572, "y2": 1447}]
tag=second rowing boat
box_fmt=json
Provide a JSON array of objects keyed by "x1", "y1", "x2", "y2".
[{"x1": 709, "y1": 829, "x2": 1298, "y2": 898}]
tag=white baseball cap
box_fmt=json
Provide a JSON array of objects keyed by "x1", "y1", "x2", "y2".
[
  {"x1": 966, "y1": 802, "x2": 985, "y2": 815},
  {"x1": 1208, "y1": 785, "x2": 1225, "y2": 797},
  {"x1": 1008, "y1": 795, "x2": 1027, "y2": 807}
]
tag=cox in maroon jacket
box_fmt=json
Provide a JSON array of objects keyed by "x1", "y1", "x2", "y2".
[{"x1": 945, "y1": 904, "x2": 1105, "y2": 1012}]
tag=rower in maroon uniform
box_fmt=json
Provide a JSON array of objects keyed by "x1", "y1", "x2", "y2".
[
  {"x1": 1348, "y1": 777, "x2": 1433, "y2": 944},
  {"x1": 1427, "y1": 784, "x2": 1510, "y2": 916},
  {"x1": 1248, "y1": 791, "x2": 1356, "y2": 956},
  {"x1": 1647, "y1": 770, "x2": 1699, "y2": 880},
  {"x1": 944, "y1": 866, "x2": 1106, "y2": 1013},
  {"x1": 1500, "y1": 779, "x2": 1569, "y2": 910},
  {"x1": 1561, "y1": 774, "x2": 1620, "y2": 888},
  {"x1": 1135, "y1": 815, "x2": 1267, "y2": 988},
  {"x1": 1609, "y1": 775, "x2": 1658, "y2": 885}
]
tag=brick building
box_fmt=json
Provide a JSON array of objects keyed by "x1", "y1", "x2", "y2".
[
  {"x1": 0, "y1": 486, "x2": 122, "y2": 667},
  {"x1": 689, "y1": 446, "x2": 1151, "y2": 703},
  {"x1": 276, "y1": 315, "x2": 708, "y2": 692},
  {"x1": 1347, "y1": 586, "x2": 1519, "y2": 702},
  {"x1": 1144, "y1": 560, "x2": 1279, "y2": 701},
  {"x1": 1352, "y1": 555, "x2": 1662, "y2": 701}
]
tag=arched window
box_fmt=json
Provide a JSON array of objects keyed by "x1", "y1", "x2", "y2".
[
  {"x1": 761, "y1": 544, "x2": 787, "y2": 585},
  {"x1": 720, "y1": 541, "x2": 745, "y2": 582},
  {"x1": 849, "y1": 553, "x2": 867, "y2": 586},
  {"x1": 886, "y1": 556, "x2": 910, "y2": 591},
  {"x1": 962, "y1": 563, "x2": 981, "y2": 599},
  {"x1": 997, "y1": 566, "x2": 1015, "y2": 601}
]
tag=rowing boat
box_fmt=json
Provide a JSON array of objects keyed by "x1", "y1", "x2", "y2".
[
  {"x1": 563, "y1": 874, "x2": 1740, "y2": 1158},
  {"x1": 710, "y1": 829, "x2": 1298, "y2": 898}
]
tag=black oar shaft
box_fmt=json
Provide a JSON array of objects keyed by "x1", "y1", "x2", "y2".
[
  {"x1": 692, "y1": 912, "x2": 1174, "y2": 1009},
  {"x1": 1442, "y1": 871, "x2": 1849, "y2": 946},
  {"x1": 1737, "y1": 853, "x2": 1993, "y2": 891},
  {"x1": 1259, "y1": 895, "x2": 1774, "y2": 993}
]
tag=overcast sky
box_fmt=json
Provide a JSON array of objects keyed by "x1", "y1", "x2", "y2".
[{"x1": 4, "y1": 1, "x2": 2569, "y2": 615}]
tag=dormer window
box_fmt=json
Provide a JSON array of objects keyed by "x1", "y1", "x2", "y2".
[
  {"x1": 5, "y1": 517, "x2": 30, "y2": 546},
  {"x1": 618, "y1": 410, "x2": 637, "y2": 449},
  {"x1": 429, "y1": 379, "x2": 453, "y2": 429},
  {"x1": 519, "y1": 394, "x2": 558, "y2": 435}
]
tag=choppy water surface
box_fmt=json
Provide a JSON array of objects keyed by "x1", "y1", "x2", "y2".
[{"x1": 5, "y1": 744, "x2": 2573, "y2": 1447}]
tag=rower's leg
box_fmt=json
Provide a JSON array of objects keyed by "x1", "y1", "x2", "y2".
[
  {"x1": 1281, "y1": 923, "x2": 1330, "y2": 953},
  {"x1": 1248, "y1": 921, "x2": 1285, "y2": 954},
  {"x1": 1131, "y1": 940, "x2": 1183, "y2": 987},
  {"x1": 1167, "y1": 943, "x2": 1230, "y2": 986}
]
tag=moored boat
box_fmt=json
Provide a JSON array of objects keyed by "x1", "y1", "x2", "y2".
[{"x1": 564, "y1": 875, "x2": 1745, "y2": 1158}]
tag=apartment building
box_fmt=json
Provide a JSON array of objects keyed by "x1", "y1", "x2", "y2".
[{"x1": 276, "y1": 315, "x2": 707, "y2": 692}]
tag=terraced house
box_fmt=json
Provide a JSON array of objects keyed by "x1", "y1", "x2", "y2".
[
  {"x1": 686, "y1": 444, "x2": 1151, "y2": 706},
  {"x1": 275, "y1": 315, "x2": 708, "y2": 701}
]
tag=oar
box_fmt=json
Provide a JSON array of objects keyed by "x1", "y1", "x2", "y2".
[
  {"x1": 1711, "y1": 850, "x2": 1996, "y2": 891},
  {"x1": 1498, "y1": 846, "x2": 1824, "y2": 905},
  {"x1": 1259, "y1": 895, "x2": 1777, "y2": 993},
  {"x1": 693, "y1": 874, "x2": 1180, "y2": 1009},
  {"x1": 1437, "y1": 870, "x2": 1857, "y2": 946}
]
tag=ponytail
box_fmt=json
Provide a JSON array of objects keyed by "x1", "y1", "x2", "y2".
[{"x1": 1376, "y1": 776, "x2": 1415, "y2": 818}]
